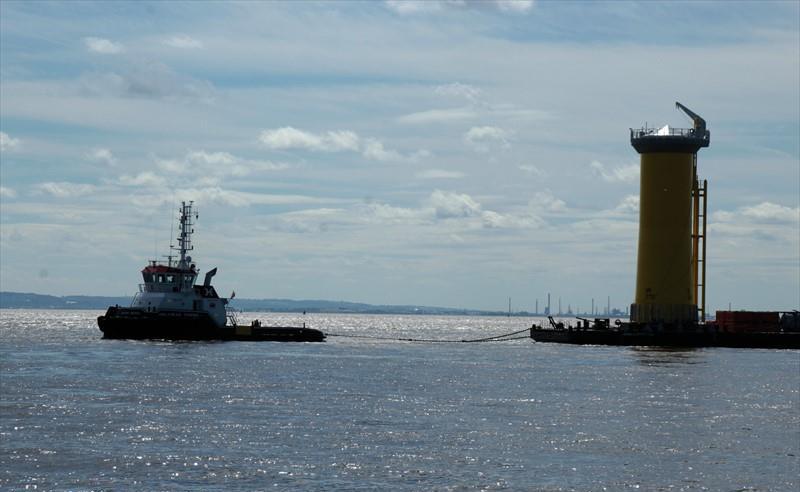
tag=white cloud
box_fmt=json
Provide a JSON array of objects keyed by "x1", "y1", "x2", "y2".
[
  {"x1": 0, "y1": 132, "x2": 20, "y2": 151},
  {"x1": 714, "y1": 201, "x2": 799, "y2": 223},
  {"x1": 259, "y1": 127, "x2": 416, "y2": 162},
  {"x1": 276, "y1": 201, "x2": 433, "y2": 231},
  {"x1": 364, "y1": 202, "x2": 428, "y2": 224},
  {"x1": 384, "y1": 0, "x2": 446, "y2": 14},
  {"x1": 87, "y1": 147, "x2": 117, "y2": 166},
  {"x1": 259, "y1": 127, "x2": 318, "y2": 151},
  {"x1": 385, "y1": 0, "x2": 534, "y2": 14},
  {"x1": 410, "y1": 149, "x2": 432, "y2": 161},
  {"x1": 479, "y1": 210, "x2": 507, "y2": 228},
  {"x1": 127, "y1": 187, "x2": 337, "y2": 210},
  {"x1": 359, "y1": 192, "x2": 541, "y2": 230},
  {"x1": 155, "y1": 157, "x2": 187, "y2": 174},
  {"x1": 415, "y1": 169, "x2": 465, "y2": 179},
  {"x1": 259, "y1": 127, "x2": 360, "y2": 152},
  {"x1": 83, "y1": 37, "x2": 124, "y2": 54},
  {"x1": 481, "y1": 210, "x2": 543, "y2": 229},
  {"x1": 362, "y1": 138, "x2": 403, "y2": 162},
  {"x1": 118, "y1": 171, "x2": 167, "y2": 187},
  {"x1": 35, "y1": 182, "x2": 95, "y2": 198},
  {"x1": 153, "y1": 150, "x2": 289, "y2": 185},
  {"x1": 529, "y1": 190, "x2": 566, "y2": 213},
  {"x1": 164, "y1": 35, "x2": 203, "y2": 49},
  {"x1": 463, "y1": 126, "x2": 511, "y2": 152},
  {"x1": 186, "y1": 150, "x2": 250, "y2": 177},
  {"x1": 494, "y1": 0, "x2": 535, "y2": 13},
  {"x1": 489, "y1": 104, "x2": 550, "y2": 121},
  {"x1": 403, "y1": 84, "x2": 548, "y2": 129},
  {"x1": 429, "y1": 189, "x2": 482, "y2": 219},
  {"x1": 360, "y1": 191, "x2": 543, "y2": 230},
  {"x1": 590, "y1": 160, "x2": 640, "y2": 184},
  {"x1": 180, "y1": 187, "x2": 257, "y2": 207},
  {"x1": 284, "y1": 208, "x2": 345, "y2": 220},
  {"x1": 434, "y1": 82, "x2": 483, "y2": 103},
  {"x1": 397, "y1": 107, "x2": 477, "y2": 125},
  {"x1": 275, "y1": 207, "x2": 353, "y2": 233},
  {"x1": 326, "y1": 131, "x2": 361, "y2": 152},
  {"x1": 0, "y1": 186, "x2": 17, "y2": 198},
  {"x1": 741, "y1": 202, "x2": 799, "y2": 222},
  {"x1": 174, "y1": 187, "x2": 334, "y2": 208},
  {"x1": 518, "y1": 164, "x2": 545, "y2": 177},
  {"x1": 615, "y1": 195, "x2": 640, "y2": 214},
  {"x1": 186, "y1": 150, "x2": 236, "y2": 166},
  {"x1": 250, "y1": 160, "x2": 291, "y2": 172}
]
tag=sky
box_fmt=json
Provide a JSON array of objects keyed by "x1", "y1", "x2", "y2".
[{"x1": 1, "y1": 0, "x2": 798, "y2": 313}]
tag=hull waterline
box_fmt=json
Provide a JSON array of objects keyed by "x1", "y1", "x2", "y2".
[{"x1": 529, "y1": 327, "x2": 800, "y2": 349}]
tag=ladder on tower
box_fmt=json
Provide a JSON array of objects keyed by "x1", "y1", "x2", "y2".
[{"x1": 692, "y1": 177, "x2": 708, "y2": 322}]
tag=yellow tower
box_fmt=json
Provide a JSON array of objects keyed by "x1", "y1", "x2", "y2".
[{"x1": 630, "y1": 103, "x2": 709, "y2": 324}]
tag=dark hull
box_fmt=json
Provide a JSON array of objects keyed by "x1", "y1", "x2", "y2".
[
  {"x1": 530, "y1": 328, "x2": 800, "y2": 349},
  {"x1": 98, "y1": 307, "x2": 325, "y2": 342}
]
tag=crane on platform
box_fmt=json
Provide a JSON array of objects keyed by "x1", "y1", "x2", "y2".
[{"x1": 675, "y1": 101, "x2": 708, "y2": 137}]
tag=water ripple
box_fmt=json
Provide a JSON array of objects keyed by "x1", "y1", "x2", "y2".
[{"x1": 1, "y1": 310, "x2": 798, "y2": 490}]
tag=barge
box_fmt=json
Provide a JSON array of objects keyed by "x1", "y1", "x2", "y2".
[{"x1": 530, "y1": 313, "x2": 800, "y2": 349}]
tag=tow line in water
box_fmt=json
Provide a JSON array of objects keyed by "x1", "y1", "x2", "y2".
[{"x1": 324, "y1": 328, "x2": 532, "y2": 343}]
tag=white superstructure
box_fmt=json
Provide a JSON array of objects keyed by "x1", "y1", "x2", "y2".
[{"x1": 129, "y1": 201, "x2": 228, "y2": 327}]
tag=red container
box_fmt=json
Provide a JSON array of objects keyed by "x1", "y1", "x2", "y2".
[{"x1": 716, "y1": 311, "x2": 779, "y2": 333}]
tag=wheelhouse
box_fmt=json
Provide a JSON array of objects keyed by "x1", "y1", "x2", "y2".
[{"x1": 140, "y1": 262, "x2": 197, "y2": 293}]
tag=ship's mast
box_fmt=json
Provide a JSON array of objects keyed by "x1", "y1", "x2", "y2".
[{"x1": 173, "y1": 201, "x2": 197, "y2": 269}]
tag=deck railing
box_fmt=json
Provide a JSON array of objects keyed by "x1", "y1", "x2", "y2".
[{"x1": 631, "y1": 127, "x2": 710, "y2": 141}]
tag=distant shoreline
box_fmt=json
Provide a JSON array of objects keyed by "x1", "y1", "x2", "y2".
[{"x1": 0, "y1": 291, "x2": 629, "y2": 318}]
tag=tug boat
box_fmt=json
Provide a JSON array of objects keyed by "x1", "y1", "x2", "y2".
[{"x1": 97, "y1": 201, "x2": 325, "y2": 342}]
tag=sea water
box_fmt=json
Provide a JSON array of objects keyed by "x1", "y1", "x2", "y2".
[{"x1": 1, "y1": 309, "x2": 798, "y2": 490}]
